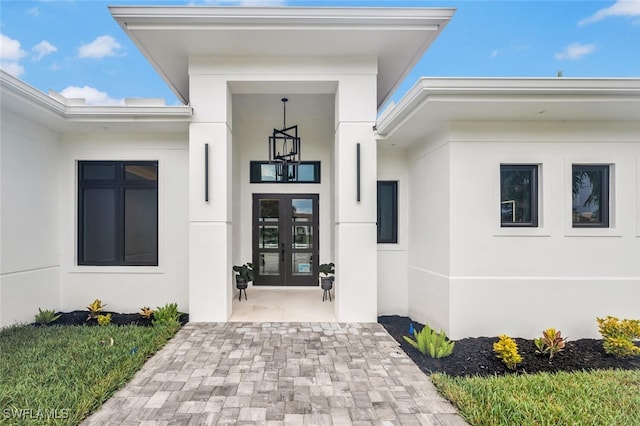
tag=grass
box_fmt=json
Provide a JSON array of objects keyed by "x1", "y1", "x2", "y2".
[
  {"x1": 0, "y1": 324, "x2": 179, "y2": 425},
  {"x1": 432, "y1": 369, "x2": 640, "y2": 426}
]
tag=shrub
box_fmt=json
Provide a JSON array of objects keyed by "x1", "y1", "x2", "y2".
[
  {"x1": 152, "y1": 303, "x2": 181, "y2": 327},
  {"x1": 34, "y1": 308, "x2": 61, "y2": 325},
  {"x1": 403, "y1": 324, "x2": 455, "y2": 358},
  {"x1": 493, "y1": 335, "x2": 522, "y2": 370},
  {"x1": 597, "y1": 316, "x2": 640, "y2": 358},
  {"x1": 97, "y1": 313, "x2": 112, "y2": 326},
  {"x1": 139, "y1": 306, "x2": 154, "y2": 319},
  {"x1": 87, "y1": 299, "x2": 106, "y2": 320},
  {"x1": 534, "y1": 328, "x2": 567, "y2": 359}
]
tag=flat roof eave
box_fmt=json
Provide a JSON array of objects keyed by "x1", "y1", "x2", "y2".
[
  {"x1": 110, "y1": 6, "x2": 455, "y2": 108},
  {"x1": 376, "y1": 77, "x2": 640, "y2": 147}
]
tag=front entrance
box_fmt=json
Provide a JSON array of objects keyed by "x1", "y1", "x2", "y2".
[{"x1": 252, "y1": 194, "x2": 319, "y2": 286}]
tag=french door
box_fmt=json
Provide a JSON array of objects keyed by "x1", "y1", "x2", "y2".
[{"x1": 252, "y1": 194, "x2": 319, "y2": 286}]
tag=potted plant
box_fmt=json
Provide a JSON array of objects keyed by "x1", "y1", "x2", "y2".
[
  {"x1": 232, "y1": 262, "x2": 253, "y2": 301},
  {"x1": 319, "y1": 262, "x2": 335, "y2": 301}
]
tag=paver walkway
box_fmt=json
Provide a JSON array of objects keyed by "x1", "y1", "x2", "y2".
[{"x1": 83, "y1": 322, "x2": 468, "y2": 425}]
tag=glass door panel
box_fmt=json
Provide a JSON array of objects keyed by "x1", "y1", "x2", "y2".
[
  {"x1": 292, "y1": 198, "x2": 312, "y2": 222},
  {"x1": 260, "y1": 199, "x2": 279, "y2": 221},
  {"x1": 292, "y1": 226, "x2": 312, "y2": 249},
  {"x1": 259, "y1": 226, "x2": 279, "y2": 248},
  {"x1": 259, "y1": 253, "x2": 280, "y2": 276},
  {"x1": 292, "y1": 253, "x2": 313, "y2": 276}
]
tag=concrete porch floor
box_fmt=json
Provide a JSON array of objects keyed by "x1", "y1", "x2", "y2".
[{"x1": 229, "y1": 287, "x2": 337, "y2": 323}]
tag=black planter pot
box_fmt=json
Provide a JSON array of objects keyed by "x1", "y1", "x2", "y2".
[
  {"x1": 236, "y1": 277, "x2": 248, "y2": 301},
  {"x1": 321, "y1": 276, "x2": 334, "y2": 301}
]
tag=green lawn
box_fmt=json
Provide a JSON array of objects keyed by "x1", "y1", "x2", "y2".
[
  {"x1": 0, "y1": 324, "x2": 179, "y2": 425},
  {"x1": 432, "y1": 369, "x2": 640, "y2": 426}
]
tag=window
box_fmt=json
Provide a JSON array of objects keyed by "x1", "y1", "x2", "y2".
[
  {"x1": 78, "y1": 161, "x2": 158, "y2": 266},
  {"x1": 572, "y1": 164, "x2": 609, "y2": 227},
  {"x1": 377, "y1": 181, "x2": 398, "y2": 243},
  {"x1": 250, "y1": 161, "x2": 320, "y2": 183},
  {"x1": 500, "y1": 165, "x2": 538, "y2": 227}
]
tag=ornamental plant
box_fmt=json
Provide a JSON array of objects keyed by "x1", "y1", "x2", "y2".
[
  {"x1": 152, "y1": 303, "x2": 181, "y2": 327},
  {"x1": 87, "y1": 299, "x2": 106, "y2": 321},
  {"x1": 139, "y1": 306, "x2": 154, "y2": 320},
  {"x1": 34, "y1": 308, "x2": 61, "y2": 325},
  {"x1": 534, "y1": 328, "x2": 567, "y2": 359},
  {"x1": 493, "y1": 334, "x2": 522, "y2": 370},
  {"x1": 403, "y1": 324, "x2": 455, "y2": 359},
  {"x1": 97, "y1": 313, "x2": 112, "y2": 326},
  {"x1": 232, "y1": 263, "x2": 254, "y2": 283},
  {"x1": 596, "y1": 316, "x2": 640, "y2": 358}
]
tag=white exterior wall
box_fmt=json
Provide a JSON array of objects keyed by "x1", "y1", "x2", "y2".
[
  {"x1": 446, "y1": 122, "x2": 640, "y2": 339},
  {"x1": 188, "y1": 63, "x2": 237, "y2": 322},
  {"x1": 1, "y1": 111, "x2": 61, "y2": 326},
  {"x1": 334, "y1": 75, "x2": 378, "y2": 322},
  {"x1": 58, "y1": 133, "x2": 189, "y2": 314},
  {"x1": 377, "y1": 147, "x2": 409, "y2": 316},
  {"x1": 406, "y1": 130, "x2": 452, "y2": 332}
]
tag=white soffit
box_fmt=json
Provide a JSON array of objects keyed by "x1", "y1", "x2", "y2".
[
  {"x1": 376, "y1": 77, "x2": 640, "y2": 147},
  {"x1": 109, "y1": 6, "x2": 455, "y2": 108}
]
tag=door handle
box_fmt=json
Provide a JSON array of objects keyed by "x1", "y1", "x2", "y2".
[{"x1": 281, "y1": 243, "x2": 285, "y2": 261}]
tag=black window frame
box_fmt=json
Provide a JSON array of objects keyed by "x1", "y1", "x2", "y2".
[
  {"x1": 572, "y1": 164, "x2": 610, "y2": 228},
  {"x1": 377, "y1": 181, "x2": 398, "y2": 244},
  {"x1": 500, "y1": 164, "x2": 539, "y2": 228},
  {"x1": 78, "y1": 161, "x2": 158, "y2": 266},
  {"x1": 250, "y1": 161, "x2": 321, "y2": 184}
]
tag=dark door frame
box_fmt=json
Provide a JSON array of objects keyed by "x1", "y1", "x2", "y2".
[{"x1": 252, "y1": 193, "x2": 319, "y2": 286}]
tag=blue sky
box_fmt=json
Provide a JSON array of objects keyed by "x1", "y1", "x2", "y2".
[{"x1": 1, "y1": 0, "x2": 639, "y2": 106}]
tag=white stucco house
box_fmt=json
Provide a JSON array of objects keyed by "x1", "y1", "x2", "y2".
[{"x1": 1, "y1": 6, "x2": 639, "y2": 339}]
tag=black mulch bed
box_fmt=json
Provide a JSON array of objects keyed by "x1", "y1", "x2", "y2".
[
  {"x1": 378, "y1": 315, "x2": 640, "y2": 377},
  {"x1": 36, "y1": 311, "x2": 189, "y2": 328}
]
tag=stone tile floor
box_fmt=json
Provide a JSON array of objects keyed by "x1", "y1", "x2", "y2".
[
  {"x1": 82, "y1": 322, "x2": 468, "y2": 425},
  {"x1": 229, "y1": 288, "x2": 337, "y2": 323}
]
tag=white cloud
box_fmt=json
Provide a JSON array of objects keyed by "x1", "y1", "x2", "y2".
[
  {"x1": 27, "y1": 7, "x2": 39, "y2": 17},
  {"x1": 60, "y1": 85, "x2": 125, "y2": 106},
  {"x1": 554, "y1": 42, "x2": 596, "y2": 61},
  {"x1": 0, "y1": 33, "x2": 27, "y2": 61},
  {"x1": 0, "y1": 33, "x2": 27, "y2": 77},
  {"x1": 0, "y1": 61, "x2": 25, "y2": 77},
  {"x1": 490, "y1": 49, "x2": 500, "y2": 58},
  {"x1": 32, "y1": 40, "x2": 57, "y2": 60},
  {"x1": 579, "y1": 0, "x2": 640, "y2": 25},
  {"x1": 78, "y1": 35, "x2": 122, "y2": 59}
]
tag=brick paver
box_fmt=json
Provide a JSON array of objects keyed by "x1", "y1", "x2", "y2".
[{"x1": 82, "y1": 323, "x2": 468, "y2": 425}]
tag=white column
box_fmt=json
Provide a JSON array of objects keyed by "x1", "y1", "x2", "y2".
[
  {"x1": 334, "y1": 75, "x2": 378, "y2": 322},
  {"x1": 188, "y1": 75, "x2": 233, "y2": 321}
]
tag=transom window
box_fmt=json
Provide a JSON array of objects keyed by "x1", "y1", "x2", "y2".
[
  {"x1": 250, "y1": 161, "x2": 320, "y2": 183},
  {"x1": 78, "y1": 161, "x2": 158, "y2": 266},
  {"x1": 500, "y1": 164, "x2": 539, "y2": 227},
  {"x1": 572, "y1": 164, "x2": 610, "y2": 228}
]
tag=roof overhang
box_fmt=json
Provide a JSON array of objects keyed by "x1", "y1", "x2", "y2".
[
  {"x1": 376, "y1": 77, "x2": 640, "y2": 147},
  {"x1": 0, "y1": 70, "x2": 192, "y2": 134},
  {"x1": 109, "y1": 6, "x2": 455, "y2": 108}
]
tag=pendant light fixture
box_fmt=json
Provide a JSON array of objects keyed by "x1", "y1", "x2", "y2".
[{"x1": 268, "y1": 97, "x2": 300, "y2": 179}]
